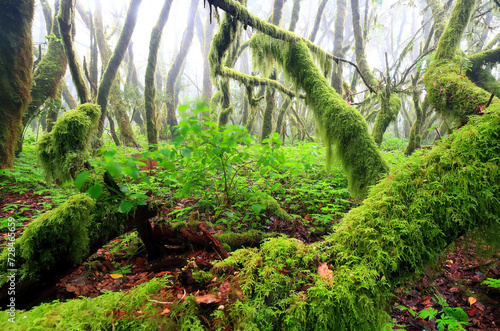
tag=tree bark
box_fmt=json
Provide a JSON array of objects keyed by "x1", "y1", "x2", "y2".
[
  {"x1": 96, "y1": 0, "x2": 142, "y2": 140},
  {"x1": 58, "y1": 0, "x2": 89, "y2": 104},
  {"x1": 144, "y1": 0, "x2": 174, "y2": 149},
  {"x1": 163, "y1": 0, "x2": 198, "y2": 138}
]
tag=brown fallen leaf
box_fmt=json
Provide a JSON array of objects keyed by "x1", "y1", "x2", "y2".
[
  {"x1": 196, "y1": 294, "x2": 220, "y2": 304},
  {"x1": 160, "y1": 307, "x2": 171, "y2": 315},
  {"x1": 66, "y1": 284, "x2": 78, "y2": 293},
  {"x1": 318, "y1": 262, "x2": 333, "y2": 282}
]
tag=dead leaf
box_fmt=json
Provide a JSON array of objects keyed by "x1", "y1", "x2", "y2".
[
  {"x1": 195, "y1": 294, "x2": 220, "y2": 304},
  {"x1": 318, "y1": 262, "x2": 333, "y2": 281},
  {"x1": 160, "y1": 307, "x2": 171, "y2": 315},
  {"x1": 110, "y1": 274, "x2": 123, "y2": 279},
  {"x1": 468, "y1": 297, "x2": 477, "y2": 306},
  {"x1": 66, "y1": 284, "x2": 78, "y2": 293}
]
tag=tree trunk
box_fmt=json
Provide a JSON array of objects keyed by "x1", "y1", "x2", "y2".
[
  {"x1": 144, "y1": 0, "x2": 174, "y2": 149},
  {"x1": 308, "y1": 0, "x2": 328, "y2": 43},
  {"x1": 163, "y1": 0, "x2": 198, "y2": 138},
  {"x1": 58, "y1": 0, "x2": 89, "y2": 104},
  {"x1": 331, "y1": 0, "x2": 347, "y2": 94},
  {"x1": 0, "y1": 0, "x2": 34, "y2": 169},
  {"x1": 96, "y1": 0, "x2": 142, "y2": 140}
]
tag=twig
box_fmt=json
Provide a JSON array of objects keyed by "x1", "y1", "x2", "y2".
[
  {"x1": 146, "y1": 298, "x2": 173, "y2": 305},
  {"x1": 486, "y1": 90, "x2": 496, "y2": 108}
]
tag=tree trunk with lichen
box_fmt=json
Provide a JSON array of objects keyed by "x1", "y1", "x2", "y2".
[
  {"x1": 162, "y1": 0, "x2": 198, "y2": 138},
  {"x1": 16, "y1": 0, "x2": 67, "y2": 154},
  {"x1": 96, "y1": 0, "x2": 142, "y2": 141},
  {"x1": 404, "y1": 78, "x2": 423, "y2": 155},
  {"x1": 0, "y1": 0, "x2": 34, "y2": 169},
  {"x1": 144, "y1": 0, "x2": 174, "y2": 149},
  {"x1": 331, "y1": 0, "x2": 347, "y2": 94},
  {"x1": 94, "y1": 0, "x2": 139, "y2": 147},
  {"x1": 58, "y1": 0, "x2": 89, "y2": 105}
]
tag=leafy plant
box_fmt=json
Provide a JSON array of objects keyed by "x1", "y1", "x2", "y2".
[
  {"x1": 396, "y1": 293, "x2": 469, "y2": 331},
  {"x1": 482, "y1": 278, "x2": 500, "y2": 289}
]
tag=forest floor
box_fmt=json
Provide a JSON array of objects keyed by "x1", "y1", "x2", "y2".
[{"x1": 1, "y1": 135, "x2": 499, "y2": 330}]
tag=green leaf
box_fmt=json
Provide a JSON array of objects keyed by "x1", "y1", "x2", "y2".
[
  {"x1": 140, "y1": 176, "x2": 151, "y2": 185},
  {"x1": 251, "y1": 203, "x2": 262, "y2": 214},
  {"x1": 74, "y1": 171, "x2": 89, "y2": 190},
  {"x1": 182, "y1": 147, "x2": 192, "y2": 158},
  {"x1": 173, "y1": 135, "x2": 184, "y2": 144},
  {"x1": 106, "y1": 162, "x2": 122, "y2": 177},
  {"x1": 160, "y1": 161, "x2": 176, "y2": 170},
  {"x1": 87, "y1": 185, "x2": 103, "y2": 199},
  {"x1": 178, "y1": 104, "x2": 189, "y2": 112},
  {"x1": 118, "y1": 202, "x2": 134, "y2": 214}
]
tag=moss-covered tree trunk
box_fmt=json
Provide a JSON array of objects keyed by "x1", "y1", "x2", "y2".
[
  {"x1": 62, "y1": 83, "x2": 78, "y2": 109},
  {"x1": 162, "y1": 0, "x2": 198, "y2": 138},
  {"x1": 0, "y1": 0, "x2": 34, "y2": 169},
  {"x1": 404, "y1": 77, "x2": 423, "y2": 155},
  {"x1": 259, "y1": 0, "x2": 284, "y2": 140},
  {"x1": 58, "y1": 0, "x2": 89, "y2": 104},
  {"x1": 16, "y1": 0, "x2": 67, "y2": 154},
  {"x1": 144, "y1": 0, "x2": 174, "y2": 149},
  {"x1": 96, "y1": 0, "x2": 142, "y2": 140}
]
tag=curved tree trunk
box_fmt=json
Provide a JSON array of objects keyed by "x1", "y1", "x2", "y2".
[
  {"x1": 162, "y1": 0, "x2": 198, "y2": 138},
  {"x1": 58, "y1": 0, "x2": 89, "y2": 104},
  {"x1": 144, "y1": 0, "x2": 174, "y2": 149},
  {"x1": 96, "y1": 0, "x2": 142, "y2": 140},
  {"x1": 308, "y1": 0, "x2": 328, "y2": 43},
  {"x1": 0, "y1": 0, "x2": 34, "y2": 169}
]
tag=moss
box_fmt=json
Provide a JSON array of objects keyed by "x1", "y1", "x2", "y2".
[
  {"x1": 251, "y1": 36, "x2": 388, "y2": 198},
  {"x1": 218, "y1": 106, "x2": 233, "y2": 126},
  {"x1": 214, "y1": 230, "x2": 275, "y2": 251},
  {"x1": 0, "y1": 0, "x2": 34, "y2": 169},
  {"x1": 372, "y1": 93, "x2": 401, "y2": 146},
  {"x1": 261, "y1": 196, "x2": 292, "y2": 221},
  {"x1": 405, "y1": 84, "x2": 424, "y2": 155},
  {"x1": 36, "y1": 104, "x2": 100, "y2": 183},
  {"x1": 22, "y1": 1, "x2": 67, "y2": 130},
  {"x1": 433, "y1": 0, "x2": 475, "y2": 61},
  {"x1": 209, "y1": 89, "x2": 222, "y2": 121},
  {"x1": 260, "y1": 85, "x2": 276, "y2": 142},
  {"x1": 425, "y1": 61, "x2": 492, "y2": 121},
  {"x1": 17, "y1": 194, "x2": 94, "y2": 276}
]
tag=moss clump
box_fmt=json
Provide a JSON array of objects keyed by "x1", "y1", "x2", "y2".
[
  {"x1": 214, "y1": 230, "x2": 276, "y2": 251},
  {"x1": 17, "y1": 194, "x2": 94, "y2": 276},
  {"x1": 36, "y1": 104, "x2": 100, "y2": 183},
  {"x1": 251, "y1": 35, "x2": 388, "y2": 198},
  {"x1": 261, "y1": 196, "x2": 292, "y2": 221},
  {"x1": 372, "y1": 93, "x2": 401, "y2": 146}
]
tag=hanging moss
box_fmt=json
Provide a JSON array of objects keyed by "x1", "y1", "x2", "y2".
[
  {"x1": 18, "y1": 194, "x2": 95, "y2": 277},
  {"x1": 0, "y1": 0, "x2": 34, "y2": 169},
  {"x1": 372, "y1": 93, "x2": 401, "y2": 146},
  {"x1": 37, "y1": 104, "x2": 100, "y2": 184},
  {"x1": 251, "y1": 35, "x2": 388, "y2": 198}
]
